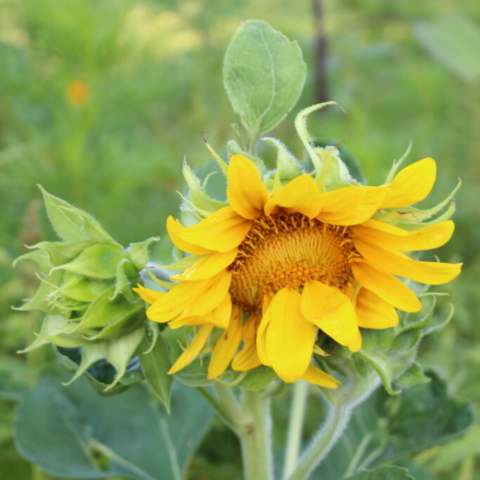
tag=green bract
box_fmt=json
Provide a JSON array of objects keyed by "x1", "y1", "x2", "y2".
[{"x1": 14, "y1": 187, "x2": 158, "y2": 390}]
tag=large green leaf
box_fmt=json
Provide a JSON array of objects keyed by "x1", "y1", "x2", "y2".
[
  {"x1": 311, "y1": 372, "x2": 472, "y2": 480},
  {"x1": 343, "y1": 465, "x2": 416, "y2": 480},
  {"x1": 15, "y1": 372, "x2": 213, "y2": 479},
  {"x1": 413, "y1": 15, "x2": 480, "y2": 83},
  {"x1": 223, "y1": 20, "x2": 306, "y2": 140}
]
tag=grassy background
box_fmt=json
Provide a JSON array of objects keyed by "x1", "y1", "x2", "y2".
[{"x1": 0, "y1": 0, "x2": 479, "y2": 478}]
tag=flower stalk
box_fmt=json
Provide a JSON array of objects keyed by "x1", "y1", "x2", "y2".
[
  {"x1": 283, "y1": 380, "x2": 309, "y2": 479},
  {"x1": 239, "y1": 389, "x2": 274, "y2": 480}
]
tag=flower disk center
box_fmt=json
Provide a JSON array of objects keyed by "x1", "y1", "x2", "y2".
[{"x1": 228, "y1": 213, "x2": 357, "y2": 312}]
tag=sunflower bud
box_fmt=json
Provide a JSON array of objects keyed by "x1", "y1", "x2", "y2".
[{"x1": 14, "y1": 187, "x2": 157, "y2": 390}]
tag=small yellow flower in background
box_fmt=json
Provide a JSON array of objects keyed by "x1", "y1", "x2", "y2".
[
  {"x1": 66, "y1": 80, "x2": 88, "y2": 107},
  {"x1": 135, "y1": 154, "x2": 461, "y2": 388}
]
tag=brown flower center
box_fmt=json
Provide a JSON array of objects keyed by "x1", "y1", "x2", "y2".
[{"x1": 228, "y1": 213, "x2": 357, "y2": 312}]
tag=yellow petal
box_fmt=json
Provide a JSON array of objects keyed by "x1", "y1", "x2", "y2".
[
  {"x1": 301, "y1": 281, "x2": 360, "y2": 351},
  {"x1": 207, "y1": 305, "x2": 243, "y2": 379},
  {"x1": 133, "y1": 284, "x2": 164, "y2": 304},
  {"x1": 352, "y1": 220, "x2": 455, "y2": 252},
  {"x1": 172, "y1": 249, "x2": 238, "y2": 281},
  {"x1": 355, "y1": 288, "x2": 399, "y2": 329},
  {"x1": 166, "y1": 216, "x2": 213, "y2": 255},
  {"x1": 232, "y1": 340, "x2": 262, "y2": 371},
  {"x1": 265, "y1": 288, "x2": 317, "y2": 383},
  {"x1": 354, "y1": 238, "x2": 462, "y2": 285},
  {"x1": 168, "y1": 324, "x2": 214, "y2": 374},
  {"x1": 264, "y1": 175, "x2": 322, "y2": 218},
  {"x1": 227, "y1": 154, "x2": 270, "y2": 219},
  {"x1": 177, "y1": 272, "x2": 232, "y2": 318},
  {"x1": 351, "y1": 262, "x2": 421, "y2": 312},
  {"x1": 256, "y1": 310, "x2": 272, "y2": 367},
  {"x1": 146, "y1": 278, "x2": 211, "y2": 323},
  {"x1": 243, "y1": 314, "x2": 260, "y2": 341},
  {"x1": 302, "y1": 364, "x2": 340, "y2": 388},
  {"x1": 208, "y1": 293, "x2": 232, "y2": 329},
  {"x1": 317, "y1": 187, "x2": 385, "y2": 225},
  {"x1": 180, "y1": 207, "x2": 252, "y2": 252},
  {"x1": 319, "y1": 186, "x2": 365, "y2": 212},
  {"x1": 380, "y1": 158, "x2": 436, "y2": 209}
]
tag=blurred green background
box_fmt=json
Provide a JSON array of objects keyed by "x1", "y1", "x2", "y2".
[{"x1": 1, "y1": 0, "x2": 479, "y2": 479}]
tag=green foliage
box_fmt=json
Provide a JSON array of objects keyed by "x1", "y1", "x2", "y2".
[
  {"x1": 15, "y1": 372, "x2": 213, "y2": 479},
  {"x1": 413, "y1": 15, "x2": 480, "y2": 83},
  {"x1": 343, "y1": 466, "x2": 416, "y2": 480},
  {"x1": 223, "y1": 20, "x2": 306, "y2": 144},
  {"x1": 138, "y1": 328, "x2": 173, "y2": 413},
  {"x1": 311, "y1": 372, "x2": 473, "y2": 480}
]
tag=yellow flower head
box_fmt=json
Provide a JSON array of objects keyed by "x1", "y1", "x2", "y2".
[{"x1": 135, "y1": 152, "x2": 460, "y2": 388}]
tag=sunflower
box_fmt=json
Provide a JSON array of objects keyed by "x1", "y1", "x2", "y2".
[{"x1": 135, "y1": 154, "x2": 460, "y2": 388}]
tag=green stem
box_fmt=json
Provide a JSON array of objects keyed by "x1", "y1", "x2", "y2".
[
  {"x1": 286, "y1": 402, "x2": 352, "y2": 480},
  {"x1": 196, "y1": 386, "x2": 239, "y2": 433},
  {"x1": 283, "y1": 381, "x2": 309, "y2": 479},
  {"x1": 238, "y1": 390, "x2": 273, "y2": 480}
]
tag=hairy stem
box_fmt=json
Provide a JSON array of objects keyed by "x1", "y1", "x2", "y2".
[
  {"x1": 239, "y1": 389, "x2": 274, "y2": 480},
  {"x1": 286, "y1": 402, "x2": 352, "y2": 480},
  {"x1": 283, "y1": 381, "x2": 309, "y2": 479}
]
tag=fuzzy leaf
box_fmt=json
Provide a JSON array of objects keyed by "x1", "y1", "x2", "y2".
[
  {"x1": 223, "y1": 20, "x2": 306, "y2": 139},
  {"x1": 15, "y1": 372, "x2": 213, "y2": 479}
]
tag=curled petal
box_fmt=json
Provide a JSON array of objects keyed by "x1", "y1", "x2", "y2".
[{"x1": 227, "y1": 154, "x2": 270, "y2": 219}]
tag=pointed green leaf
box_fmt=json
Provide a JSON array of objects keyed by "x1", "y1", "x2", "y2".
[
  {"x1": 223, "y1": 20, "x2": 306, "y2": 139},
  {"x1": 138, "y1": 329, "x2": 173, "y2": 413}
]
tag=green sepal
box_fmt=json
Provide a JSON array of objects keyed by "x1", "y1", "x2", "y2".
[
  {"x1": 74, "y1": 287, "x2": 143, "y2": 331},
  {"x1": 125, "y1": 236, "x2": 160, "y2": 272},
  {"x1": 54, "y1": 348, "x2": 143, "y2": 396},
  {"x1": 182, "y1": 162, "x2": 227, "y2": 216},
  {"x1": 314, "y1": 146, "x2": 351, "y2": 189},
  {"x1": 294, "y1": 102, "x2": 340, "y2": 178},
  {"x1": 112, "y1": 259, "x2": 137, "y2": 301},
  {"x1": 394, "y1": 362, "x2": 431, "y2": 388},
  {"x1": 374, "y1": 179, "x2": 461, "y2": 226},
  {"x1": 29, "y1": 240, "x2": 95, "y2": 267},
  {"x1": 138, "y1": 324, "x2": 173, "y2": 413},
  {"x1": 13, "y1": 249, "x2": 52, "y2": 275},
  {"x1": 236, "y1": 367, "x2": 277, "y2": 391},
  {"x1": 39, "y1": 185, "x2": 117, "y2": 244},
  {"x1": 263, "y1": 137, "x2": 303, "y2": 193},
  {"x1": 36, "y1": 315, "x2": 96, "y2": 348},
  {"x1": 52, "y1": 244, "x2": 125, "y2": 279},
  {"x1": 105, "y1": 327, "x2": 145, "y2": 391},
  {"x1": 59, "y1": 272, "x2": 110, "y2": 303},
  {"x1": 15, "y1": 270, "x2": 70, "y2": 315},
  {"x1": 62, "y1": 342, "x2": 109, "y2": 386}
]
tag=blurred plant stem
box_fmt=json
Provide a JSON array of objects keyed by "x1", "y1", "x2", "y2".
[
  {"x1": 283, "y1": 381, "x2": 309, "y2": 479},
  {"x1": 239, "y1": 389, "x2": 273, "y2": 480}
]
